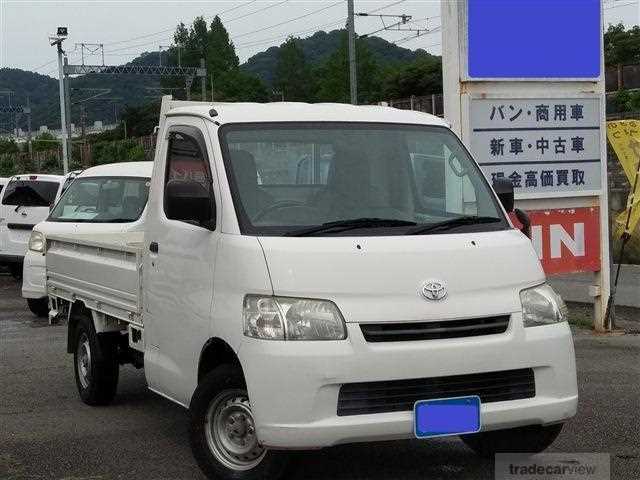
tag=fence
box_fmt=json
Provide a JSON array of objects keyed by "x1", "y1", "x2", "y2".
[{"x1": 0, "y1": 134, "x2": 157, "y2": 176}]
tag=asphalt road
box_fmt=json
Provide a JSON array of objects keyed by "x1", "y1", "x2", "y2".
[{"x1": 1, "y1": 274, "x2": 639, "y2": 480}]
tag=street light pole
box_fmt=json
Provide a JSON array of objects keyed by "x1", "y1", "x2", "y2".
[{"x1": 51, "y1": 28, "x2": 69, "y2": 174}]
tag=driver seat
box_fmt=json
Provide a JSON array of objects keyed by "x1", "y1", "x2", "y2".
[{"x1": 230, "y1": 150, "x2": 274, "y2": 219}]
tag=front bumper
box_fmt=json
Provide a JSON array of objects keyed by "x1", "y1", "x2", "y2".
[
  {"x1": 21, "y1": 249, "x2": 46, "y2": 299},
  {"x1": 238, "y1": 316, "x2": 578, "y2": 449}
]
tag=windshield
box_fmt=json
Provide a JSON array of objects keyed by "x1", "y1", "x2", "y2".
[
  {"x1": 220, "y1": 123, "x2": 508, "y2": 236},
  {"x1": 1, "y1": 180, "x2": 59, "y2": 207},
  {"x1": 49, "y1": 176, "x2": 150, "y2": 223}
]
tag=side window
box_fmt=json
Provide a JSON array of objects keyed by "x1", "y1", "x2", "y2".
[{"x1": 164, "y1": 128, "x2": 215, "y2": 228}]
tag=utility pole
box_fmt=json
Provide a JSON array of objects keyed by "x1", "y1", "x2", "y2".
[
  {"x1": 63, "y1": 56, "x2": 73, "y2": 167},
  {"x1": 347, "y1": 0, "x2": 358, "y2": 105},
  {"x1": 26, "y1": 96, "x2": 33, "y2": 163},
  {"x1": 50, "y1": 27, "x2": 69, "y2": 174},
  {"x1": 200, "y1": 58, "x2": 206, "y2": 101}
]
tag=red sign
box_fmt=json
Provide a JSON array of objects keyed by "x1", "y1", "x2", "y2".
[{"x1": 511, "y1": 207, "x2": 601, "y2": 275}]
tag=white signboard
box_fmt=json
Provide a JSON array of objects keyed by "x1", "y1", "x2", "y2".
[{"x1": 470, "y1": 98, "x2": 601, "y2": 195}]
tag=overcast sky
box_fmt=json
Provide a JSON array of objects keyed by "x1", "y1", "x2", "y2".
[{"x1": 0, "y1": 0, "x2": 638, "y2": 77}]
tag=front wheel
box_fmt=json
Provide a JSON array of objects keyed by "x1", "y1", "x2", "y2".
[
  {"x1": 460, "y1": 423, "x2": 564, "y2": 458},
  {"x1": 189, "y1": 365, "x2": 289, "y2": 480},
  {"x1": 73, "y1": 313, "x2": 119, "y2": 405}
]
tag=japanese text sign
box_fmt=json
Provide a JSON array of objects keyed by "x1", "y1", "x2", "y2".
[{"x1": 471, "y1": 98, "x2": 601, "y2": 196}]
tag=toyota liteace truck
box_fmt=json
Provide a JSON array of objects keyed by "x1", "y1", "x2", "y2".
[{"x1": 45, "y1": 97, "x2": 577, "y2": 480}]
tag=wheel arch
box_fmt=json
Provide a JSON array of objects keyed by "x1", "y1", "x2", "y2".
[{"x1": 198, "y1": 337, "x2": 243, "y2": 384}]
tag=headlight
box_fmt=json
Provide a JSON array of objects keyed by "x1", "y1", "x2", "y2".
[
  {"x1": 520, "y1": 284, "x2": 567, "y2": 327},
  {"x1": 243, "y1": 295, "x2": 347, "y2": 340},
  {"x1": 28, "y1": 231, "x2": 45, "y2": 253}
]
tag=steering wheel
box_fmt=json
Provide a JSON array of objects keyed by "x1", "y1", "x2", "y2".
[
  {"x1": 253, "y1": 200, "x2": 308, "y2": 222},
  {"x1": 74, "y1": 206, "x2": 97, "y2": 213}
]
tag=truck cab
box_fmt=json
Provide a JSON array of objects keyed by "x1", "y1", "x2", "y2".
[{"x1": 46, "y1": 98, "x2": 577, "y2": 480}]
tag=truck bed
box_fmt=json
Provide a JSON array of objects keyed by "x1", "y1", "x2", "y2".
[{"x1": 46, "y1": 231, "x2": 144, "y2": 325}]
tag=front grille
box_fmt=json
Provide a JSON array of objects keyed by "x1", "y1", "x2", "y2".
[
  {"x1": 337, "y1": 368, "x2": 535, "y2": 416},
  {"x1": 360, "y1": 315, "x2": 510, "y2": 342},
  {"x1": 7, "y1": 223, "x2": 36, "y2": 230}
]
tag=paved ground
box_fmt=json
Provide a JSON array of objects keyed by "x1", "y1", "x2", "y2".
[
  {"x1": 1, "y1": 273, "x2": 639, "y2": 480},
  {"x1": 549, "y1": 264, "x2": 640, "y2": 308}
]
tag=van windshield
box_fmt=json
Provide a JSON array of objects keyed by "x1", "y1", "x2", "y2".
[
  {"x1": 49, "y1": 176, "x2": 150, "y2": 223},
  {"x1": 220, "y1": 123, "x2": 508, "y2": 236},
  {"x1": 2, "y1": 180, "x2": 59, "y2": 207}
]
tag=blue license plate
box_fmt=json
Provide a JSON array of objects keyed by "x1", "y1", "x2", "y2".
[{"x1": 414, "y1": 396, "x2": 481, "y2": 439}]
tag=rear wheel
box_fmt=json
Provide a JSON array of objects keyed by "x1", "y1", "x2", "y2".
[
  {"x1": 8, "y1": 263, "x2": 22, "y2": 280},
  {"x1": 460, "y1": 423, "x2": 564, "y2": 457},
  {"x1": 189, "y1": 365, "x2": 289, "y2": 480},
  {"x1": 27, "y1": 298, "x2": 48, "y2": 318},
  {"x1": 73, "y1": 313, "x2": 119, "y2": 405}
]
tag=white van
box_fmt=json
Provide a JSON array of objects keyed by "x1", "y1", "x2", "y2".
[
  {"x1": 22, "y1": 162, "x2": 152, "y2": 316},
  {"x1": 0, "y1": 177, "x2": 8, "y2": 196},
  {"x1": 45, "y1": 99, "x2": 577, "y2": 480},
  {"x1": 0, "y1": 174, "x2": 66, "y2": 278}
]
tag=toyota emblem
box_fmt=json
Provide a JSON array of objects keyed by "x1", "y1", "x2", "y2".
[{"x1": 420, "y1": 280, "x2": 448, "y2": 301}]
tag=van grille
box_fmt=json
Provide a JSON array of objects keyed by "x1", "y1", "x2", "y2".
[
  {"x1": 337, "y1": 368, "x2": 535, "y2": 416},
  {"x1": 360, "y1": 315, "x2": 510, "y2": 342}
]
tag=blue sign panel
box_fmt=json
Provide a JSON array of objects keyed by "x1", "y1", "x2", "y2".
[{"x1": 467, "y1": 0, "x2": 601, "y2": 79}]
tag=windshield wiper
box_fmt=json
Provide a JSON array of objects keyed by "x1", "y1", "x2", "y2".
[
  {"x1": 284, "y1": 218, "x2": 417, "y2": 237},
  {"x1": 405, "y1": 216, "x2": 502, "y2": 235}
]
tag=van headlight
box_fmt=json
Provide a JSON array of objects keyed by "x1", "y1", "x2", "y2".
[
  {"x1": 28, "y1": 231, "x2": 45, "y2": 253},
  {"x1": 243, "y1": 295, "x2": 347, "y2": 340},
  {"x1": 520, "y1": 284, "x2": 567, "y2": 327}
]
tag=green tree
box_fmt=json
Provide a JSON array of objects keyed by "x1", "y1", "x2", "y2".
[
  {"x1": 315, "y1": 32, "x2": 380, "y2": 104},
  {"x1": 32, "y1": 132, "x2": 59, "y2": 152},
  {"x1": 381, "y1": 55, "x2": 443, "y2": 99},
  {"x1": 208, "y1": 16, "x2": 239, "y2": 79},
  {"x1": 0, "y1": 138, "x2": 19, "y2": 155},
  {"x1": 275, "y1": 37, "x2": 314, "y2": 101},
  {"x1": 604, "y1": 23, "x2": 640, "y2": 66}
]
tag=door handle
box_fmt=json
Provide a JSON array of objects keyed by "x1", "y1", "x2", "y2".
[{"x1": 149, "y1": 241, "x2": 159, "y2": 253}]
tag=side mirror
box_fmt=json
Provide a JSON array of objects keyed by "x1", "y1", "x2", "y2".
[
  {"x1": 492, "y1": 178, "x2": 514, "y2": 213},
  {"x1": 165, "y1": 179, "x2": 216, "y2": 230}
]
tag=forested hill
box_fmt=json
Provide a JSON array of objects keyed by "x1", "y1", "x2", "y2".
[{"x1": 242, "y1": 29, "x2": 431, "y2": 86}]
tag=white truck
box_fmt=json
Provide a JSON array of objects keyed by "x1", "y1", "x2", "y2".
[
  {"x1": 46, "y1": 97, "x2": 577, "y2": 480},
  {"x1": 22, "y1": 162, "x2": 152, "y2": 317}
]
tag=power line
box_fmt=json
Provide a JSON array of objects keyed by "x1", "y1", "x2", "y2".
[
  {"x1": 103, "y1": 0, "x2": 260, "y2": 48},
  {"x1": 224, "y1": 0, "x2": 288, "y2": 24},
  {"x1": 232, "y1": 1, "x2": 345, "y2": 40},
  {"x1": 235, "y1": 17, "x2": 347, "y2": 50}
]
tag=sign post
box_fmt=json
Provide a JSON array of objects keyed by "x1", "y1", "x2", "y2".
[{"x1": 442, "y1": 0, "x2": 611, "y2": 330}]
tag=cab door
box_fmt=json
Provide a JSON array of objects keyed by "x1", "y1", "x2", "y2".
[{"x1": 143, "y1": 118, "x2": 221, "y2": 405}]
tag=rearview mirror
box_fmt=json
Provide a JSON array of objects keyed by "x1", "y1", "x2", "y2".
[
  {"x1": 492, "y1": 178, "x2": 514, "y2": 213},
  {"x1": 165, "y1": 179, "x2": 215, "y2": 230}
]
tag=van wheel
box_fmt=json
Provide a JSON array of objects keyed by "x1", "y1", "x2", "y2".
[
  {"x1": 27, "y1": 298, "x2": 48, "y2": 318},
  {"x1": 9, "y1": 263, "x2": 22, "y2": 280},
  {"x1": 460, "y1": 423, "x2": 564, "y2": 457},
  {"x1": 189, "y1": 365, "x2": 289, "y2": 480},
  {"x1": 73, "y1": 313, "x2": 119, "y2": 405}
]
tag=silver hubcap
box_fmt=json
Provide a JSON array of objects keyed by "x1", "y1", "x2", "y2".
[
  {"x1": 205, "y1": 390, "x2": 267, "y2": 471},
  {"x1": 77, "y1": 333, "x2": 91, "y2": 389}
]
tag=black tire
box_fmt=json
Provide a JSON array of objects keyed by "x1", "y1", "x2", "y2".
[
  {"x1": 72, "y1": 312, "x2": 119, "y2": 406},
  {"x1": 460, "y1": 423, "x2": 564, "y2": 458},
  {"x1": 27, "y1": 298, "x2": 48, "y2": 318},
  {"x1": 189, "y1": 364, "x2": 289, "y2": 480},
  {"x1": 9, "y1": 263, "x2": 22, "y2": 280}
]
